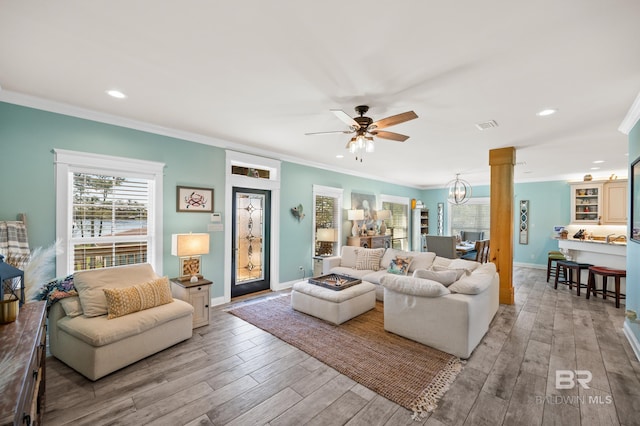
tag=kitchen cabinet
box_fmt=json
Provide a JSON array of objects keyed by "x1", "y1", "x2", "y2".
[
  {"x1": 570, "y1": 183, "x2": 602, "y2": 223},
  {"x1": 602, "y1": 180, "x2": 627, "y2": 224}
]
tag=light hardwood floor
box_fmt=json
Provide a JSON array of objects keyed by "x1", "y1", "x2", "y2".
[{"x1": 44, "y1": 267, "x2": 640, "y2": 425}]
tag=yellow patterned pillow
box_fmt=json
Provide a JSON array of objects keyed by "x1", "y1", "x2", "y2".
[{"x1": 103, "y1": 276, "x2": 173, "y2": 319}]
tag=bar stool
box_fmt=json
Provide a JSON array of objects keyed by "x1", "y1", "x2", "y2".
[
  {"x1": 547, "y1": 251, "x2": 566, "y2": 283},
  {"x1": 586, "y1": 266, "x2": 627, "y2": 308},
  {"x1": 554, "y1": 260, "x2": 592, "y2": 296}
]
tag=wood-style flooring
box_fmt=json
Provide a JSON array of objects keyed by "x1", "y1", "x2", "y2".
[{"x1": 43, "y1": 267, "x2": 640, "y2": 425}]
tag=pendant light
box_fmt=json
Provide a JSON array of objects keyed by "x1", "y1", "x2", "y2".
[{"x1": 446, "y1": 173, "x2": 472, "y2": 205}]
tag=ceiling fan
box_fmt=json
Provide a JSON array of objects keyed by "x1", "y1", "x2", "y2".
[{"x1": 306, "y1": 105, "x2": 418, "y2": 161}]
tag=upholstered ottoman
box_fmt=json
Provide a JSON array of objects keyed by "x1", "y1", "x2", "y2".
[{"x1": 291, "y1": 280, "x2": 376, "y2": 325}]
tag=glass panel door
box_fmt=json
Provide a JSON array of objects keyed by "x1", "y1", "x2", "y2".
[{"x1": 232, "y1": 188, "x2": 270, "y2": 297}]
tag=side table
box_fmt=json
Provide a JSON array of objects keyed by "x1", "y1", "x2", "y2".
[{"x1": 170, "y1": 278, "x2": 212, "y2": 328}]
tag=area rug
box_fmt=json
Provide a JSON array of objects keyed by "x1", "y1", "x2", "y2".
[{"x1": 227, "y1": 295, "x2": 462, "y2": 418}]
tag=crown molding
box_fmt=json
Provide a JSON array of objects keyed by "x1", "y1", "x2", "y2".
[
  {"x1": 0, "y1": 90, "x2": 423, "y2": 190},
  {"x1": 619, "y1": 90, "x2": 640, "y2": 135}
]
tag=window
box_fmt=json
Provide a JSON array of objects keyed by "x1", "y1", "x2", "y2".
[
  {"x1": 449, "y1": 197, "x2": 490, "y2": 239},
  {"x1": 55, "y1": 149, "x2": 164, "y2": 275},
  {"x1": 313, "y1": 185, "x2": 343, "y2": 256},
  {"x1": 381, "y1": 194, "x2": 410, "y2": 250}
]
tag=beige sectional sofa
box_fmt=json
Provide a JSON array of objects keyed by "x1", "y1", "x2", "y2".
[
  {"x1": 49, "y1": 263, "x2": 194, "y2": 380},
  {"x1": 327, "y1": 246, "x2": 499, "y2": 358}
]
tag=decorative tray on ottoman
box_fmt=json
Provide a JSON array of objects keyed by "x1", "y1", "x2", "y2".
[{"x1": 308, "y1": 274, "x2": 362, "y2": 291}]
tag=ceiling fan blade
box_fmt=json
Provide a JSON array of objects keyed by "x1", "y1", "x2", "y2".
[
  {"x1": 305, "y1": 130, "x2": 352, "y2": 136},
  {"x1": 371, "y1": 131, "x2": 410, "y2": 142},
  {"x1": 330, "y1": 109, "x2": 360, "y2": 129},
  {"x1": 369, "y1": 111, "x2": 418, "y2": 130}
]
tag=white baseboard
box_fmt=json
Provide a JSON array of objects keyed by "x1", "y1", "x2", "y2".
[
  {"x1": 210, "y1": 296, "x2": 227, "y2": 307},
  {"x1": 272, "y1": 279, "x2": 297, "y2": 292},
  {"x1": 513, "y1": 262, "x2": 545, "y2": 270},
  {"x1": 623, "y1": 321, "x2": 640, "y2": 362}
]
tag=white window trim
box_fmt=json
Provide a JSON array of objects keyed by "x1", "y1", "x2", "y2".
[
  {"x1": 312, "y1": 185, "x2": 344, "y2": 257},
  {"x1": 54, "y1": 149, "x2": 165, "y2": 276},
  {"x1": 447, "y1": 197, "x2": 490, "y2": 236}
]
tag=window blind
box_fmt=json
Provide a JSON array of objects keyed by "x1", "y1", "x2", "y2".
[{"x1": 71, "y1": 173, "x2": 151, "y2": 271}]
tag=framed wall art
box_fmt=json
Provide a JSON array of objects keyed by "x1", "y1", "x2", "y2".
[
  {"x1": 177, "y1": 186, "x2": 214, "y2": 212},
  {"x1": 631, "y1": 156, "x2": 640, "y2": 242}
]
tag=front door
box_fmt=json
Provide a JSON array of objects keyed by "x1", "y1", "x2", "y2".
[{"x1": 231, "y1": 187, "x2": 271, "y2": 297}]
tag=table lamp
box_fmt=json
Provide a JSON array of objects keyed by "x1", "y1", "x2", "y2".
[
  {"x1": 377, "y1": 210, "x2": 392, "y2": 235},
  {"x1": 171, "y1": 233, "x2": 210, "y2": 282},
  {"x1": 347, "y1": 209, "x2": 364, "y2": 237},
  {"x1": 316, "y1": 228, "x2": 337, "y2": 256}
]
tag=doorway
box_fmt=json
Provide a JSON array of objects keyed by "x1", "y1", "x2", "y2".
[{"x1": 231, "y1": 187, "x2": 271, "y2": 298}]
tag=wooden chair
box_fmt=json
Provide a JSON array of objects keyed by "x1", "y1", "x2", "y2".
[{"x1": 461, "y1": 239, "x2": 490, "y2": 263}]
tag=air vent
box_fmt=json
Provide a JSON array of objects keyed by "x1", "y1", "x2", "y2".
[{"x1": 475, "y1": 120, "x2": 499, "y2": 131}]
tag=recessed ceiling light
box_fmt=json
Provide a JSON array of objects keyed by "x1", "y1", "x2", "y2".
[
  {"x1": 336, "y1": 154, "x2": 344, "y2": 159},
  {"x1": 106, "y1": 89, "x2": 127, "y2": 99},
  {"x1": 591, "y1": 167, "x2": 600, "y2": 170},
  {"x1": 592, "y1": 160, "x2": 604, "y2": 164},
  {"x1": 536, "y1": 108, "x2": 557, "y2": 117}
]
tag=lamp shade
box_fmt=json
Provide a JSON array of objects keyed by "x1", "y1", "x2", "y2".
[
  {"x1": 347, "y1": 209, "x2": 364, "y2": 221},
  {"x1": 171, "y1": 233, "x2": 210, "y2": 257},
  {"x1": 316, "y1": 228, "x2": 337, "y2": 242},
  {"x1": 377, "y1": 210, "x2": 392, "y2": 220}
]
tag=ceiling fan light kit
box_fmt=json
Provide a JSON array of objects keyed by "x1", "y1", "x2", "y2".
[{"x1": 308, "y1": 105, "x2": 418, "y2": 162}]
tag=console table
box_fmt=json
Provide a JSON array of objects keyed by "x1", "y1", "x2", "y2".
[
  {"x1": 0, "y1": 301, "x2": 47, "y2": 426},
  {"x1": 347, "y1": 235, "x2": 391, "y2": 249}
]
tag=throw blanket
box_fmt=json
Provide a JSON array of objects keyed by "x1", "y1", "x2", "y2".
[
  {"x1": 35, "y1": 275, "x2": 76, "y2": 309},
  {"x1": 0, "y1": 221, "x2": 30, "y2": 256}
]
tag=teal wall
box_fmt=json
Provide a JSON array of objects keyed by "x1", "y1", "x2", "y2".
[
  {"x1": 422, "y1": 181, "x2": 570, "y2": 266},
  {"x1": 1, "y1": 100, "x2": 610, "y2": 303},
  {"x1": 0, "y1": 102, "x2": 226, "y2": 296},
  {"x1": 280, "y1": 162, "x2": 423, "y2": 281},
  {"x1": 0, "y1": 101, "x2": 424, "y2": 298},
  {"x1": 627, "y1": 121, "x2": 640, "y2": 346}
]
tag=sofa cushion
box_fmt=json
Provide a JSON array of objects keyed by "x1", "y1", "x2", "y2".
[
  {"x1": 73, "y1": 263, "x2": 159, "y2": 317},
  {"x1": 433, "y1": 265, "x2": 470, "y2": 280},
  {"x1": 293, "y1": 280, "x2": 376, "y2": 303},
  {"x1": 448, "y1": 258, "x2": 480, "y2": 271},
  {"x1": 380, "y1": 275, "x2": 450, "y2": 298},
  {"x1": 387, "y1": 255, "x2": 412, "y2": 275},
  {"x1": 412, "y1": 269, "x2": 458, "y2": 286},
  {"x1": 59, "y1": 296, "x2": 83, "y2": 317},
  {"x1": 56, "y1": 299, "x2": 193, "y2": 347},
  {"x1": 103, "y1": 277, "x2": 173, "y2": 319},
  {"x1": 355, "y1": 248, "x2": 384, "y2": 270},
  {"x1": 408, "y1": 252, "x2": 436, "y2": 272},
  {"x1": 380, "y1": 249, "x2": 403, "y2": 269},
  {"x1": 340, "y1": 246, "x2": 360, "y2": 268},
  {"x1": 448, "y1": 262, "x2": 497, "y2": 295}
]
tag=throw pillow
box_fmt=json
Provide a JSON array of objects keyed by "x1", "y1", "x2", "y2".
[
  {"x1": 433, "y1": 265, "x2": 471, "y2": 281},
  {"x1": 387, "y1": 256, "x2": 413, "y2": 275},
  {"x1": 380, "y1": 275, "x2": 450, "y2": 298},
  {"x1": 340, "y1": 246, "x2": 360, "y2": 268},
  {"x1": 412, "y1": 269, "x2": 458, "y2": 286},
  {"x1": 355, "y1": 248, "x2": 384, "y2": 271},
  {"x1": 59, "y1": 296, "x2": 83, "y2": 317},
  {"x1": 103, "y1": 276, "x2": 173, "y2": 319},
  {"x1": 74, "y1": 263, "x2": 159, "y2": 317},
  {"x1": 407, "y1": 252, "x2": 436, "y2": 272}
]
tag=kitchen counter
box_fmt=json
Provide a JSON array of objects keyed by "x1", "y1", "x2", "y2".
[{"x1": 557, "y1": 238, "x2": 626, "y2": 297}]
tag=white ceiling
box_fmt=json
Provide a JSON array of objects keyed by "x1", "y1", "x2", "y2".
[{"x1": 1, "y1": 1, "x2": 639, "y2": 188}]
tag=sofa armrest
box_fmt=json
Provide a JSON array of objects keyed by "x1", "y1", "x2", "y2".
[{"x1": 326, "y1": 256, "x2": 342, "y2": 269}]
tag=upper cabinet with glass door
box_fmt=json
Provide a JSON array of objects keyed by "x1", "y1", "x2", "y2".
[{"x1": 570, "y1": 182, "x2": 603, "y2": 224}]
